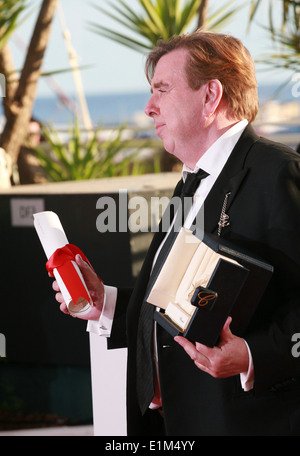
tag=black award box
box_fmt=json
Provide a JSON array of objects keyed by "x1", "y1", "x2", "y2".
[{"x1": 146, "y1": 228, "x2": 273, "y2": 347}]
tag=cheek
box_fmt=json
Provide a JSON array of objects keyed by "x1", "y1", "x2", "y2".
[
  {"x1": 170, "y1": 115, "x2": 195, "y2": 139},
  {"x1": 168, "y1": 98, "x2": 199, "y2": 127},
  {"x1": 164, "y1": 109, "x2": 186, "y2": 132},
  {"x1": 161, "y1": 95, "x2": 202, "y2": 138}
]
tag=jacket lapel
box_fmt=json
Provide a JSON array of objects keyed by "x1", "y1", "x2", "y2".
[{"x1": 203, "y1": 124, "x2": 259, "y2": 234}]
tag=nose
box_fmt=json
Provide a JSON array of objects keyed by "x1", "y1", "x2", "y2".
[{"x1": 145, "y1": 94, "x2": 159, "y2": 118}]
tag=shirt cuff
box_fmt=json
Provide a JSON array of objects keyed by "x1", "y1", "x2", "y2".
[
  {"x1": 240, "y1": 339, "x2": 254, "y2": 391},
  {"x1": 86, "y1": 285, "x2": 117, "y2": 336}
]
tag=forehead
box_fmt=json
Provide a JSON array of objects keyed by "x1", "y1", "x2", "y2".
[{"x1": 151, "y1": 48, "x2": 190, "y2": 85}]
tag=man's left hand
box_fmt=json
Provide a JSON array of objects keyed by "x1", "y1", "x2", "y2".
[{"x1": 174, "y1": 317, "x2": 249, "y2": 378}]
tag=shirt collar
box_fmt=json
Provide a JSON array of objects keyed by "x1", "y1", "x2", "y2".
[{"x1": 182, "y1": 119, "x2": 248, "y2": 181}]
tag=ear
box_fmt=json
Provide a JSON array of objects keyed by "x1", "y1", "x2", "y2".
[{"x1": 203, "y1": 79, "x2": 223, "y2": 118}]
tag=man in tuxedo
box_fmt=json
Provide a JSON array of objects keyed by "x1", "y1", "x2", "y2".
[{"x1": 53, "y1": 31, "x2": 300, "y2": 435}]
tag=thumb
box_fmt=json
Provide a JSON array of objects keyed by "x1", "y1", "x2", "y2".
[
  {"x1": 75, "y1": 253, "x2": 101, "y2": 285},
  {"x1": 75, "y1": 253, "x2": 84, "y2": 266},
  {"x1": 75, "y1": 254, "x2": 90, "y2": 269},
  {"x1": 219, "y1": 316, "x2": 233, "y2": 342},
  {"x1": 75, "y1": 254, "x2": 92, "y2": 275}
]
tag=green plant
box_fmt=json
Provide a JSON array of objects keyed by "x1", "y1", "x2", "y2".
[
  {"x1": 89, "y1": 0, "x2": 241, "y2": 53},
  {"x1": 0, "y1": 0, "x2": 29, "y2": 52},
  {"x1": 248, "y1": 0, "x2": 300, "y2": 72},
  {"x1": 35, "y1": 120, "x2": 156, "y2": 181}
]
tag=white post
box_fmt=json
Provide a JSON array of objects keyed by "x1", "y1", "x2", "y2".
[{"x1": 89, "y1": 333, "x2": 127, "y2": 436}]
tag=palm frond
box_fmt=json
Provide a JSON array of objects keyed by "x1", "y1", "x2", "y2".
[
  {"x1": 0, "y1": 0, "x2": 30, "y2": 52},
  {"x1": 89, "y1": 0, "x2": 241, "y2": 53},
  {"x1": 247, "y1": 0, "x2": 300, "y2": 74},
  {"x1": 206, "y1": 1, "x2": 246, "y2": 32}
]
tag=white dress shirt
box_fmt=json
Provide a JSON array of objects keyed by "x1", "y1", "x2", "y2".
[{"x1": 87, "y1": 119, "x2": 254, "y2": 391}]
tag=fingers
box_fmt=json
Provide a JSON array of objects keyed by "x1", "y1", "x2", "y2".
[
  {"x1": 174, "y1": 318, "x2": 249, "y2": 378},
  {"x1": 51, "y1": 279, "x2": 69, "y2": 314},
  {"x1": 52, "y1": 280, "x2": 63, "y2": 303},
  {"x1": 174, "y1": 336, "x2": 211, "y2": 369},
  {"x1": 174, "y1": 335, "x2": 195, "y2": 355},
  {"x1": 50, "y1": 254, "x2": 103, "y2": 320},
  {"x1": 60, "y1": 302, "x2": 70, "y2": 315},
  {"x1": 52, "y1": 280, "x2": 60, "y2": 292},
  {"x1": 174, "y1": 335, "x2": 210, "y2": 359}
]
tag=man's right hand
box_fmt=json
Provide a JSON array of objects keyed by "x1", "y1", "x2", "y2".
[{"x1": 52, "y1": 254, "x2": 105, "y2": 321}]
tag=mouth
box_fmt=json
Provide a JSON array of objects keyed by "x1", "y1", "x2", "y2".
[{"x1": 155, "y1": 123, "x2": 165, "y2": 135}]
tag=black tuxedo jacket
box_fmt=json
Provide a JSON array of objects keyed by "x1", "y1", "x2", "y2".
[{"x1": 108, "y1": 125, "x2": 300, "y2": 436}]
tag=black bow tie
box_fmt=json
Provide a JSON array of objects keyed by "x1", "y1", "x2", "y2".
[
  {"x1": 181, "y1": 169, "x2": 209, "y2": 198},
  {"x1": 179, "y1": 169, "x2": 209, "y2": 225}
]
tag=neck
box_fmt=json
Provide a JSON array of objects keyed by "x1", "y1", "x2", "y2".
[{"x1": 185, "y1": 117, "x2": 241, "y2": 169}]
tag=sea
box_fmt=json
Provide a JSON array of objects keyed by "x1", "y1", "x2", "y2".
[
  {"x1": 31, "y1": 91, "x2": 152, "y2": 128},
  {"x1": 0, "y1": 82, "x2": 299, "y2": 134}
]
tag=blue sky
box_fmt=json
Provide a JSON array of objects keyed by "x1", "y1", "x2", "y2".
[{"x1": 10, "y1": 0, "x2": 291, "y2": 98}]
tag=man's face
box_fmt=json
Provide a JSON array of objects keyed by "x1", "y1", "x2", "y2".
[{"x1": 145, "y1": 48, "x2": 207, "y2": 167}]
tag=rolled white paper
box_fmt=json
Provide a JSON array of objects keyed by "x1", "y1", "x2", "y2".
[{"x1": 33, "y1": 211, "x2": 93, "y2": 316}]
